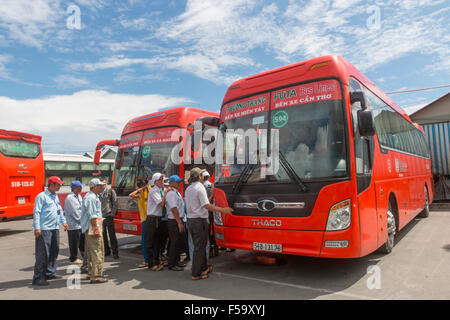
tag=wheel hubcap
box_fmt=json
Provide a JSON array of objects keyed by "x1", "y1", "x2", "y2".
[{"x1": 387, "y1": 209, "x2": 396, "y2": 246}]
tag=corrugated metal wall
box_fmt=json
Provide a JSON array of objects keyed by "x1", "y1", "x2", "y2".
[{"x1": 423, "y1": 122, "x2": 450, "y2": 175}]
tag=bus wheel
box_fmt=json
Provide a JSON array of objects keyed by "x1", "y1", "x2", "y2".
[
  {"x1": 418, "y1": 186, "x2": 430, "y2": 218},
  {"x1": 378, "y1": 201, "x2": 396, "y2": 254}
]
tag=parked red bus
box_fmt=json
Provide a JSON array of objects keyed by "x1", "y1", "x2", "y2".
[
  {"x1": 0, "y1": 129, "x2": 45, "y2": 221},
  {"x1": 213, "y1": 55, "x2": 433, "y2": 258},
  {"x1": 94, "y1": 107, "x2": 219, "y2": 235}
]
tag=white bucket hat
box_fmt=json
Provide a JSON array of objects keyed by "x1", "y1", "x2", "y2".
[{"x1": 150, "y1": 173, "x2": 164, "y2": 186}]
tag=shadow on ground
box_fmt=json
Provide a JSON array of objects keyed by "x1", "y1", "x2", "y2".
[
  {"x1": 0, "y1": 215, "x2": 426, "y2": 299},
  {"x1": 0, "y1": 229, "x2": 30, "y2": 238}
]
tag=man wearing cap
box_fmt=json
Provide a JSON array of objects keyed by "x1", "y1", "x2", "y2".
[
  {"x1": 98, "y1": 177, "x2": 119, "y2": 259},
  {"x1": 202, "y1": 171, "x2": 213, "y2": 201},
  {"x1": 64, "y1": 180, "x2": 85, "y2": 264},
  {"x1": 145, "y1": 172, "x2": 171, "y2": 271},
  {"x1": 202, "y1": 171, "x2": 219, "y2": 257},
  {"x1": 32, "y1": 176, "x2": 68, "y2": 286},
  {"x1": 165, "y1": 175, "x2": 186, "y2": 271},
  {"x1": 185, "y1": 168, "x2": 233, "y2": 280},
  {"x1": 81, "y1": 178, "x2": 108, "y2": 284}
]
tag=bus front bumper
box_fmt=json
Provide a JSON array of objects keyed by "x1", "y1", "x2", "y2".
[
  {"x1": 0, "y1": 204, "x2": 34, "y2": 220},
  {"x1": 114, "y1": 218, "x2": 142, "y2": 235},
  {"x1": 214, "y1": 226, "x2": 361, "y2": 258}
]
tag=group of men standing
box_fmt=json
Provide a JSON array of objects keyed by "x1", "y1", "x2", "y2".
[
  {"x1": 31, "y1": 166, "x2": 233, "y2": 286},
  {"x1": 32, "y1": 176, "x2": 118, "y2": 286},
  {"x1": 142, "y1": 168, "x2": 233, "y2": 280}
]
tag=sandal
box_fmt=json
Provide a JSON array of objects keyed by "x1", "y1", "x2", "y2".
[
  {"x1": 137, "y1": 262, "x2": 149, "y2": 268},
  {"x1": 90, "y1": 277, "x2": 108, "y2": 284},
  {"x1": 192, "y1": 274, "x2": 209, "y2": 280},
  {"x1": 150, "y1": 264, "x2": 164, "y2": 271},
  {"x1": 201, "y1": 265, "x2": 213, "y2": 276}
]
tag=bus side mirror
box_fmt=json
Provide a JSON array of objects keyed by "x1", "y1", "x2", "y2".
[
  {"x1": 94, "y1": 149, "x2": 102, "y2": 165},
  {"x1": 196, "y1": 116, "x2": 220, "y2": 128},
  {"x1": 357, "y1": 110, "x2": 376, "y2": 136},
  {"x1": 187, "y1": 124, "x2": 194, "y2": 136},
  {"x1": 350, "y1": 91, "x2": 367, "y2": 110}
]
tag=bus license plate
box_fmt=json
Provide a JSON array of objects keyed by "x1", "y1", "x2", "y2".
[
  {"x1": 18, "y1": 197, "x2": 26, "y2": 204},
  {"x1": 123, "y1": 224, "x2": 137, "y2": 232},
  {"x1": 253, "y1": 242, "x2": 282, "y2": 253}
]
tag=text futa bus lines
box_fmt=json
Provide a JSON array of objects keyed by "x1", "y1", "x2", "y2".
[
  {"x1": 94, "y1": 107, "x2": 219, "y2": 235},
  {"x1": 0, "y1": 129, "x2": 45, "y2": 221},
  {"x1": 213, "y1": 55, "x2": 433, "y2": 258}
]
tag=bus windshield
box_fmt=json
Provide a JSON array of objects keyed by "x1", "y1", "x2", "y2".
[
  {"x1": 137, "y1": 142, "x2": 178, "y2": 183},
  {"x1": 113, "y1": 128, "x2": 180, "y2": 196},
  {"x1": 0, "y1": 138, "x2": 40, "y2": 158},
  {"x1": 216, "y1": 79, "x2": 347, "y2": 185}
]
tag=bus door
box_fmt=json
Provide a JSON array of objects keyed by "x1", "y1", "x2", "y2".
[{"x1": 349, "y1": 79, "x2": 378, "y2": 255}]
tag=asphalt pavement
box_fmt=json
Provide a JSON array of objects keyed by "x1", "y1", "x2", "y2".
[{"x1": 0, "y1": 210, "x2": 449, "y2": 300}]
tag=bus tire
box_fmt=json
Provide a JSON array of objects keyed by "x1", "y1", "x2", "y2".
[
  {"x1": 418, "y1": 186, "x2": 430, "y2": 218},
  {"x1": 378, "y1": 200, "x2": 397, "y2": 254}
]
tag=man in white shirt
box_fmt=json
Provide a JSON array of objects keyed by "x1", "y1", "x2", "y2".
[
  {"x1": 185, "y1": 167, "x2": 233, "y2": 280},
  {"x1": 145, "y1": 172, "x2": 170, "y2": 271},
  {"x1": 64, "y1": 180, "x2": 84, "y2": 264},
  {"x1": 165, "y1": 175, "x2": 186, "y2": 271}
]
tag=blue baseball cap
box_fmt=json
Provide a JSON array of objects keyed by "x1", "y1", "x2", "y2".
[
  {"x1": 168, "y1": 175, "x2": 183, "y2": 183},
  {"x1": 71, "y1": 180, "x2": 84, "y2": 189}
]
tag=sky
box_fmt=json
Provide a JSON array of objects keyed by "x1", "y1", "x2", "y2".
[{"x1": 0, "y1": 0, "x2": 448, "y2": 154}]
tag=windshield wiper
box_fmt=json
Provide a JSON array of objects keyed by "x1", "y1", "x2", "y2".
[
  {"x1": 116, "y1": 166, "x2": 135, "y2": 193},
  {"x1": 117, "y1": 151, "x2": 140, "y2": 193},
  {"x1": 278, "y1": 151, "x2": 309, "y2": 193},
  {"x1": 231, "y1": 162, "x2": 257, "y2": 195}
]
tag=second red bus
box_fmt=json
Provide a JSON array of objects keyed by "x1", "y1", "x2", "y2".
[{"x1": 94, "y1": 107, "x2": 219, "y2": 235}]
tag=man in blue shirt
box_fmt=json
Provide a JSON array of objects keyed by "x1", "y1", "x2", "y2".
[
  {"x1": 64, "y1": 180, "x2": 85, "y2": 264},
  {"x1": 81, "y1": 178, "x2": 108, "y2": 284},
  {"x1": 32, "y1": 176, "x2": 68, "y2": 286}
]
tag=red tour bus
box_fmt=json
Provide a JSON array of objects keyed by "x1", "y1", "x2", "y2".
[
  {"x1": 0, "y1": 129, "x2": 45, "y2": 221},
  {"x1": 213, "y1": 55, "x2": 433, "y2": 258},
  {"x1": 94, "y1": 107, "x2": 219, "y2": 235}
]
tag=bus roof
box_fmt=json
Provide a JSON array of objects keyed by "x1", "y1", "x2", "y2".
[
  {"x1": 121, "y1": 106, "x2": 219, "y2": 136},
  {"x1": 0, "y1": 129, "x2": 42, "y2": 143},
  {"x1": 223, "y1": 55, "x2": 411, "y2": 122}
]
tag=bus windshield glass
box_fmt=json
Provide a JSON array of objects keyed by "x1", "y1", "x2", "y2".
[
  {"x1": 216, "y1": 79, "x2": 347, "y2": 185},
  {"x1": 113, "y1": 128, "x2": 180, "y2": 196},
  {"x1": 0, "y1": 138, "x2": 40, "y2": 158}
]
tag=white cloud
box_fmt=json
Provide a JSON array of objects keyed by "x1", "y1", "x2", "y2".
[
  {"x1": 74, "y1": 0, "x2": 107, "y2": 10},
  {"x1": 0, "y1": 55, "x2": 13, "y2": 80},
  {"x1": 53, "y1": 75, "x2": 91, "y2": 88},
  {"x1": 42, "y1": 0, "x2": 448, "y2": 87},
  {"x1": 0, "y1": 0, "x2": 62, "y2": 48},
  {"x1": 119, "y1": 16, "x2": 155, "y2": 30},
  {"x1": 0, "y1": 90, "x2": 193, "y2": 152},
  {"x1": 152, "y1": 0, "x2": 450, "y2": 81},
  {"x1": 72, "y1": 53, "x2": 245, "y2": 85},
  {"x1": 403, "y1": 103, "x2": 429, "y2": 115},
  {"x1": 71, "y1": 55, "x2": 160, "y2": 71}
]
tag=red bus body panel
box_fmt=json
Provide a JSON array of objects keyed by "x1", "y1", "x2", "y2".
[
  {"x1": 215, "y1": 55, "x2": 434, "y2": 258},
  {"x1": 0, "y1": 130, "x2": 45, "y2": 220},
  {"x1": 110, "y1": 107, "x2": 218, "y2": 235}
]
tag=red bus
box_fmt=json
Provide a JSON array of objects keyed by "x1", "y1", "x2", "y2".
[
  {"x1": 0, "y1": 129, "x2": 45, "y2": 221},
  {"x1": 213, "y1": 55, "x2": 433, "y2": 258},
  {"x1": 94, "y1": 107, "x2": 219, "y2": 235}
]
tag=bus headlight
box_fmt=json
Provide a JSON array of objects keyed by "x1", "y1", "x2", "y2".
[
  {"x1": 326, "y1": 199, "x2": 351, "y2": 231},
  {"x1": 214, "y1": 212, "x2": 223, "y2": 226}
]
